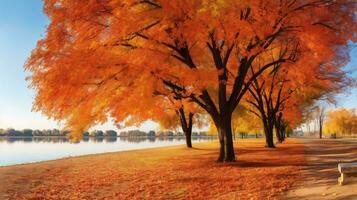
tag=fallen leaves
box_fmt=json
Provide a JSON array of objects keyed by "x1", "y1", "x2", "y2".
[{"x1": 0, "y1": 139, "x2": 305, "y2": 200}]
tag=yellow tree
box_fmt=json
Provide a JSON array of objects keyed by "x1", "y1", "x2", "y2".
[
  {"x1": 324, "y1": 108, "x2": 357, "y2": 137},
  {"x1": 232, "y1": 105, "x2": 263, "y2": 138}
]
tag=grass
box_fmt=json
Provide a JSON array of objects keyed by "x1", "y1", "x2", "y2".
[{"x1": 0, "y1": 138, "x2": 305, "y2": 200}]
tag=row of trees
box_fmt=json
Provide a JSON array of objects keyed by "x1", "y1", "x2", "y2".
[
  {"x1": 0, "y1": 128, "x2": 213, "y2": 138},
  {"x1": 0, "y1": 129, "x2": 68, "y2": 137},
  {"x1": 0, "y1": 129, "x2": 115, "y2": 138},
  {"x1": 299, "y1": 107, "x2": 357, "y2": 138},
  {"x1": 26, "y1": 0, "x2": 356, "y2": 162}
]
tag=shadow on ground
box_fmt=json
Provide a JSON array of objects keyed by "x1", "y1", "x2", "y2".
[{"x1": 286, "y1": 138, "x2": 357, "y2": 200}]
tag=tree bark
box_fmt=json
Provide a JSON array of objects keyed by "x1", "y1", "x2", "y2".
[
  {"x1": 186, "y1": 112, "x2": 193, "y2": 148},
  {"x1": 264, "y1": 121, "x2": 275, "y2": 148},
  {"x1": 317, "y1": 107, "x2": 325, "y2": 139},
  {"x1": 215, "y1": 115, "x2": 235, "y2": 162},
  {"x1": 185, "y1": 129, "x2": 192, "y2": 148},
  {"x1": 274, "y1": 115, "x2": 285, "y2": 143},
  {"x1": 178, "y1": 108, "x2": 194, "y2": 148}
]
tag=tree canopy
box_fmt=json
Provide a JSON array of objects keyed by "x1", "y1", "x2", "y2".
[
  {"x1": 26, "y1": 0, "x2": 357, "y2": 161},
  {"x1": 324, "y1": 108, "x2": 357, "y2": 137}
]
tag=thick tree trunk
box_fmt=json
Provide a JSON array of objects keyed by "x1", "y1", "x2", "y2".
[
  {"x1": 274, "y1": 113, "x2": 285, "y2": 143},
  {"x1": 185, "y1": 129, "x2": 192, "y2": 148},
  {"x1": 319, "y1": 123, "x2": 323, "y2": 139},
  {"x1": 215, "y1": 115, "x2": 235, "y2": 162},
  {"x1": 274, "y1": 124, "x2": 285, "y2": 143},
  {"x1": 178, "y1": 108, "x2": 194, "y2": 148},
  {"x1": 275, "y1": 130, "x2": 282, "y2": 143},
  {"x1": 265, "y1": 131, "x2": 275, "y2": 148},
  {"x1": 264, "y1": 121, "x2": 275, "y2": 148},
  {"x1": 281, "y1": 127, "x2": 286, "y2": 142}
]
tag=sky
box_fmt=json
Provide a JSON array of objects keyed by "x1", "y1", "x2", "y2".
[
  {"x1": 0, "y1": 1, "x2": 356, "y2": 131},
  {"x1": 0, "y1": 0, "x2": 157, "y2": 131}
]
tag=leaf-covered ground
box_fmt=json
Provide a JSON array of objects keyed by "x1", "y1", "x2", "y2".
[{"x1": 0, "y1": 138, "x2": 304, "y2": 200}]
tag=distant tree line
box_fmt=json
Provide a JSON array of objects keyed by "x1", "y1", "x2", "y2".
[
  {"x1": 0, "y1": 128, "x2": 69, "y2": 137},
  {"x1": 0, "y1": 128, "x2": 117, "y2": 138},
  {"x1": 119, "y1": 130, "x2": 210, "y2": 137},
  {"x1": 0, "y1": 128, "x2": 211, "y2": 138}
]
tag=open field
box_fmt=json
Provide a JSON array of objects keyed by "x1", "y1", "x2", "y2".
[{"x1": 0, "y1": 139, "x2": 304, "y2": 200}]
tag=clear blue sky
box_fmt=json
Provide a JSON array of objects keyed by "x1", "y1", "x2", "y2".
[{"x1": 0, "y1": 1, "x2": 356, "y2": 130}]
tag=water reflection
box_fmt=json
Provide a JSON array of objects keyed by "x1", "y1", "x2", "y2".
[
  {"x1": 0, "y1": 136, "x2": 216, "y2": 144},
  {"x1": 0, "y1": 136, "x2": 216, "y2": 166}
]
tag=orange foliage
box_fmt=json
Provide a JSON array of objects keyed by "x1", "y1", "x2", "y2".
[{"x1": 26, "y1": 1, "x2": 356, "y2": 157}]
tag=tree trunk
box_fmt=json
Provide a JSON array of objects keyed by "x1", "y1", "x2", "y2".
[
  {"x1": 215, "y1": 115, "x2": 235, "y2": 162},
  {"x1": 264, "y1": 122, "x2": 275, "y2": 148},
  {"x1": 275, "y1": 124, "x2": 285, "y2": 143},
  {"x1": 185, "y1": 129, "x2": 192, "y2": 148},
  {"x1": 281, "y1": 127, "x2": 286, "y2": 141},
  {"x1": 274, "y1": 113, "x2": 285, "y2": 143},
  {"x1": 319, "y1": 123, "x2": 323, "y2": 139},
  {"x1": 178, "y1": 108, "x2": 194, "y2": 148},
  {"x1": 275, "y1": 130, "x2": 282, "y2": 143}
]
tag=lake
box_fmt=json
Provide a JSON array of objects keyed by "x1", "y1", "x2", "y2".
[{"x1": 0, "y1": 136, "x2": 216, "y2": 166}]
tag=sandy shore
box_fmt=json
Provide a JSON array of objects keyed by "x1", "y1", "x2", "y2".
[
  {"x1": 286, "y1": 139, "x2": 357, "y2": 200},
  {"x1": 0, "y1": 139, "x2": 304, "y2": 200}
]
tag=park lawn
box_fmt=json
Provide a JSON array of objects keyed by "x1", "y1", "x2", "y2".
[{"x1": 0, "y1": 138, "x2": 305, "y2": 200}]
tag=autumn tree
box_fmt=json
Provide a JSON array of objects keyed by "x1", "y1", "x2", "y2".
[
  {"x1": 247, "y1": 54, "x2": 351, "y2": 147},
  {"x1": 26, "y1": 0, "x2": 356, "y2": 162},
  {"x1": 158, "y1": 107, "x2": 195, "y2": 148},
  {"x1": 231, "y1": 105, "x2": 263, "y2": 139},
  {"x1": 155, "y1": 96, "x2": 207, "y2": 148},
  {"x1": 315, "y1": 106, "x2": 327, "y2": 139},
  {"x1": 324, "y1": 108, "x2": 357, "y2": 137},
  {"x1": 245, "y1": 64, "x2": 293, "y2": 147}
]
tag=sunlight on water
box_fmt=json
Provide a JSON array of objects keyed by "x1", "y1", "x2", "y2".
[{"x1": 0, "y1": 137, "x2": 215, "y2": 166}]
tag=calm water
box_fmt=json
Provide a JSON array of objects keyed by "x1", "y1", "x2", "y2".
[{"x1": 0, "y1": 136, "x2": 216, "y2": 166}]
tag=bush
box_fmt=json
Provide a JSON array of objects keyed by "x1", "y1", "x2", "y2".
[
  {"x1": 83, "y1": 132, "x2": 90, "y2": 137},
  {"x1": 23, "y1": 129, "x2": 33, "y2": 137},
  {"x1": 90, "y1": 130, "x2": 104, "y2": 137},
  {"x1": 5, "y1": 128, "x2": 23, "y2": 136},
  {"x1": 148, "y1": 131, "x2": 156, "y2": 137},
  {"x1": 105, "y1": 130, "x2": 117, "y2": 137}
]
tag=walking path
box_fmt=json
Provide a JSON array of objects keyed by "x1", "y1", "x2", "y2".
[{"x1": 286, "y1": 138, "x2": 357, "y2": 200}]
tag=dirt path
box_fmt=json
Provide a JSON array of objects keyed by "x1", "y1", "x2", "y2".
[{"x1": 286, "y1": 138, "x2": 357, "y2": 200}]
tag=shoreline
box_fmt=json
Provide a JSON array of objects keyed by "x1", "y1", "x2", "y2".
[
  {"x1": 0, "y1": 140, "x2": 218, "y2": 168},
  {"x1": 0, "y1": 141, "x2": 217, "y2": 168},
  {"x1": 0, "y1": 139, "x2": 305, "y2": 199}
]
